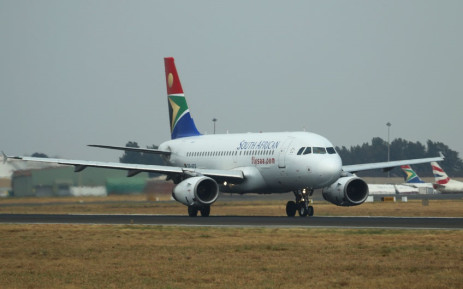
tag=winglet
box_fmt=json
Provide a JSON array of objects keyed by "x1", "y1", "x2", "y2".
[{"x1": 1, "y1": 151, "x2": 8, "y2": 164}]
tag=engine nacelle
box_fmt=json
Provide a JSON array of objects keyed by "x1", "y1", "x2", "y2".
[
  {"x1": 172, "y1": 176, "x2": 219, "y2": 206},
  {"x1": 322, "y1": 176, "x2": 369, "y2": 206}
]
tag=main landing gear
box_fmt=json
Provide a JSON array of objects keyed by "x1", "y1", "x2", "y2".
[
  {"x1": 188, "y1": 205, "x2": 211, "y2": 217},
  {"x1": 286, "y1": 189, "x2": 314, "y2": 217}
]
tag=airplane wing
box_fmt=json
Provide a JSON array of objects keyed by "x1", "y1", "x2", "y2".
[
  {"x1": 7, "y1": 155, "x2": 244, "y2": 183},
  {"x1": 342, "y1": 155, "x2": 444, "y2": 173},
  {"x1": 88, "y1": 144, "x2": 171, "y2": 155}
]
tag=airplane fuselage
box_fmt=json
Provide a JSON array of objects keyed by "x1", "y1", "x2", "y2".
[
  {"x1": 435, "y1": 180, "x2": 463, "y2": 193},
  {"x1": 159, "y1": 131, "x2": 343, "y2": 193}
]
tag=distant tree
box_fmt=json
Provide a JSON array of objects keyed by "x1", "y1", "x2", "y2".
[
  {"x1": 142, "y1": 145, "x2": 163, "y2": 166},
  {"x1": 119, "y1": 141, "x2": 143, "y2": 164},
  {"x1": 31, "y1": 152, "x2": 48, "y2": 158},
  {"x1": 119, "y1": 141, "x2": 163, "y2": 177}
]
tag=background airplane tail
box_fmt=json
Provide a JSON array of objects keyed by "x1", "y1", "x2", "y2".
[
  {"x1": 164, "y1": 57, "x2": 201, "y2": 139},
  {"x1": 400, "y1": 165, "x2": 424, "y2": 183},
  {"x1": 431, "y1": 162, "x2": 450, "y2": 185}
]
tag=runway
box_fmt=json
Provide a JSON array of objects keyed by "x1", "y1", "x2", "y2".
[{"x1": 1, "y1": 214, "x2": 462, "y2": 230}]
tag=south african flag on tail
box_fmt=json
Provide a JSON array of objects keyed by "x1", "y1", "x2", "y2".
[
  {"x1": 164, "y1": 57, "x2": 201, "y2": 139},
  {"x1": 400, "y1": 165, "x2": 425, "y2": 183}
]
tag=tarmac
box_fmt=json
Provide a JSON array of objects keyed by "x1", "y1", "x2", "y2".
[{"x1": 1, "y1": 214, "x2": 462, "y2": 230}]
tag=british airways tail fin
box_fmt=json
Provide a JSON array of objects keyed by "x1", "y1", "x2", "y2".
[
  {"x1": 431, "y1": 162, "x2": 450, "y2": 185},
  {"x1": 400, "y1": 165, "x2": 425, "y2": 183},
  {"x1": 164, "y1": 57, "x2": 201, "y2": 139}
]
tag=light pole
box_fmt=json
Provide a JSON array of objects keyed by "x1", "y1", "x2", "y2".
[
  {"x1": 386, "y1": 122, "x2": 391, "y2": 177},
  {"x1": 212, "y1": 118, "x2": 217, "y2": 134}
]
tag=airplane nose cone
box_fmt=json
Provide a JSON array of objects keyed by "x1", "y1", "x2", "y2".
[{"x1": 313, "y1": 156, "x2": 342, "y2": 187}]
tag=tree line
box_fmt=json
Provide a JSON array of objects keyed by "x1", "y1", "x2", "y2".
[{"x1": 336, "y1": 137, "x2": 463, "y2": 177}]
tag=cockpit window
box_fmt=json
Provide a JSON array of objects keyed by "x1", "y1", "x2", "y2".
[
  {"x1": 326, "y1": 147, "x2": 336, "y2": 154},
  {"x1": 313, "y1": 147, "x2": 326, "y2": 154},
  {"x1": 298, "y1": 147, "x2": 333, "y2": 155}
]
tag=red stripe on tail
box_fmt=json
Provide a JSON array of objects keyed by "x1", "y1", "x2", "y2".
[
  {"x1": 432, "y1": 165, "x2": 444, "y2": 173},
  {"x1": 437, "y1": 178, "x2": 450, "y2": 185}
]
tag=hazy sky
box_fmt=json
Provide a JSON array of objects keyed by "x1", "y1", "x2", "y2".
[{"x1": 1, "y1": 1, "x2": 462, "y2": 162}]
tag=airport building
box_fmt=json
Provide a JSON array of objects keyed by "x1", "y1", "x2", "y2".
[
  {"x1": 0, "y1": 178, "x2": 10, "y2": 197},
  {"x1": 11, "y1": 166, "x2": 149, "y2": 197}
]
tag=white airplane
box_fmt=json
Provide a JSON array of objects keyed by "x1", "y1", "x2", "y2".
[
  {"x1": 5, "y1": 57, "x2": 444, "y2": 217},
  {"x1": 400, "y1": 165, "x2": 437, "y2": 193},
  {"x1": 363, "y1": 165, "x2": 430, "y2": 196},
  {"x1": 367, "y1": 184, "x2": 419, "y2": 195},
  {"x1": 431, "y1": 162, "x2": 463, "y2": 193}
]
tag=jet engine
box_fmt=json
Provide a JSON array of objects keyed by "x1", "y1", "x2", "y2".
[
  {"x1": 172, "y1": 176, "x2": 219, "y2": 206},
  {"x1": 322, "y1": 176, "x2": 369, "y2": 206}
]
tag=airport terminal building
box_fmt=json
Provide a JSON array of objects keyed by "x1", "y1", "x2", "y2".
[{"x1": 11, "y1": 166, "x2": 149, "y2": 197}]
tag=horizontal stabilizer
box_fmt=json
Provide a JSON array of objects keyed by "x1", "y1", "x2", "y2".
[{"x1": 88, "y1": 144, "x2": 171, "y2": 155}]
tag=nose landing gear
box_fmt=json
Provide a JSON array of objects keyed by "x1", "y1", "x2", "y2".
[
  {"x1": 286, "y1": 189, "x2": 314, "y2": 217},
  {"x1": 188, "y1": 205, "x2": 211, "y2": 217}
]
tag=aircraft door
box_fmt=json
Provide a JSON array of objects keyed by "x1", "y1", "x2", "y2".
[
  {"x1": 233, "y1": 150, "x2": 238, "y2": 164},
  {"x1": 278, "y1": 138, "x2": 294, "y2": 168}
]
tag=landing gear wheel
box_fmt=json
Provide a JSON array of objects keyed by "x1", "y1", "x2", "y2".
[
  {"x1": 188, "y1": 205, "x2": 198, "y2": 217},
  {"x1": 289, "y1": 189, "x2": 315, "y2": 217},
  {"x1": 308, "y1": 205, "x2": 314, "y2": 217},
  {"x1": 286, "y1": 201, "x2": 297, "y2": 217},
  {"x1": 298, "y1": 205, "x2": 308, "y2": 217},
  {"x1": 200, "y1": 206, "x2": 210, "y2": 217}
]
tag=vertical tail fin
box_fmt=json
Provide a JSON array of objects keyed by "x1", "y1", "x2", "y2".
[
  {"x1": 431, "y1": 162, "x2": 450, "y2": 185},
  {"x1": 164, "y1": 57, "x2": 201, "y2": 139},
  {"x1": 400, "y1": 165, "x2": 424, "y2": 183}
]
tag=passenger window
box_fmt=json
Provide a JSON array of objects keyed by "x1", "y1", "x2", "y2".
[
  {"x1": 303, "y1": 147, "x2": 312, "y2": 155},
  {"x1": 327, "y1": 147, "x2": 336, "y2": 154},
  {"x1": 297, "y1": 147, "x2": 305, "y2": 155},
  {"x1": 313, "y1": 147, "x2": 326, "y2": 154}
]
